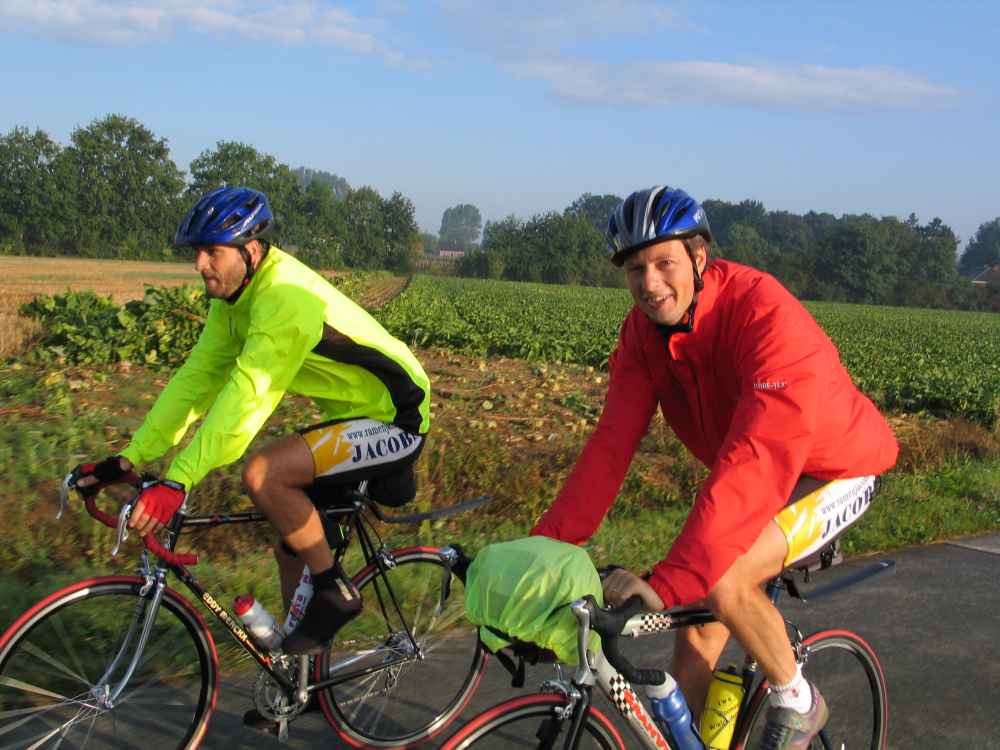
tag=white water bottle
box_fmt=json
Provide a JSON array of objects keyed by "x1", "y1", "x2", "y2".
[
  {"x1": 283, "y1": 567, "x2": 314, "y2": 635},
  {"x1": 233, "y1": 595, "x2": 283, "y2": 650}
]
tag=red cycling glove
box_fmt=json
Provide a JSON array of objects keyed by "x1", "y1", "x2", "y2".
[{"x1": 137, "y1": 480, "x2": 186, "y2": 525}]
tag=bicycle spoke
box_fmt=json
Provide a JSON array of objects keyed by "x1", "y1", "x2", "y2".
[
  {"x1": 18, "y1": 642, "x2": 91, "y2": 687},
  {"x1": 8, "y1": 704, "x2": 98, "y2": 750},
  {"x1": 321, "y1": 551, "x2": 486, "y2": 747},
  {"x1": 0, "y1": 676, "x2": 77, "y2": 705},
  {"x1": 0, "y1": 581, "x2": 215, "y2": 750},
  {"x1": 737, "y1": 631, "x2": 886, "y2": 750},
  {"x1": 49, "y1": 611, "x2": 95, "y2": 689},
  {"x1": 0, "y1": 694, "x2": 94, "y2": 742}
]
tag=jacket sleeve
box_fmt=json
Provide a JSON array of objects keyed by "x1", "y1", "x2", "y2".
[
  {"x1": 162, "y1": 285, "x2": 325, "y2": 489},
  {"x1": 120, "y1": 303, "x2": 238, "y2": 469},
  {"x1": 646, "y1": 286, "x2": 825, "y2": 608},
  {"x1": 531, "y1": 316, "x2": 657, "y2": 544}
]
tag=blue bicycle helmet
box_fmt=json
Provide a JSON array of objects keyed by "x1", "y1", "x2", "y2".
[
  {"x1": 606, "y1": 187, "x2": 712, "y2": 266},
  {"x1": 174, "y1": 186, "x2": 274, "y2": 248}
]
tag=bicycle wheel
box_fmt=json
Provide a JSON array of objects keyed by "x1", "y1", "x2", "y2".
[
  {"x1": 317, "y1": 546, "x2": 488, "y2": 748},
  {"x1": 0, "y1": 576, "x2": 217, "y2": 750},
  {"x1": 736, "y1": 629, "x2": 888, "y2": 750},
  {"x1": 439, "y1": 693, "x2": 625, "y2": 750}
]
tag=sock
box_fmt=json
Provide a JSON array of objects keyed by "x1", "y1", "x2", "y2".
[
  {"x1": 770, "y1": 665, "x2": 812, "y2": 713},
  {"x1": 282, "y1": 566, "x2": 361, "y2": 655}
]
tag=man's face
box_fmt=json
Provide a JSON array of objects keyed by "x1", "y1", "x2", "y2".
[
  {"x1": 193, "y1": 244, "x2": 247, "y2": 299},
  {"x1": 623, "y1": 239, "x2": 706, "y2": 326}
]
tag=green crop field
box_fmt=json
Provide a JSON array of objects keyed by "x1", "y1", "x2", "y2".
[{"x1": 378, "y1": 276, "x2": 1000, "y2": 427}]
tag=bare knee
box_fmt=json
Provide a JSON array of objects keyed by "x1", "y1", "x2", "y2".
[
  {"x1": 243, "y1": 451, "x2": 272, "y2": 500},
  {"x1": 705, "y1": 573, "x2": 756, "y2": 622},
  {"x1": 674, "y1": 621, "x2": 729, "y2": 671}
]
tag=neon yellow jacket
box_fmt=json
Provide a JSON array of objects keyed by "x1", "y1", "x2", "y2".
[{"x1": 120, "y1": 247, "x2": 430, "y2": 488}]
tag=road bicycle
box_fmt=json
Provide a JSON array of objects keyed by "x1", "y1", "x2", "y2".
[
  {"x1": 0, "y1": 472, "x2": 489, "y2": 749},
  {"x1": 441, "y1": 542, "x2": 892, "y2": 750}
]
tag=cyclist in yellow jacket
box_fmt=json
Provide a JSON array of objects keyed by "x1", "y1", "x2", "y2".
[{"x1": 75, "y1": 187, "x2": 431, "y2": 661}]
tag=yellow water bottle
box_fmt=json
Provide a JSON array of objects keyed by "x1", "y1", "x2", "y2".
[{"x1": 699, "y1": 664, "x2": 744, "y2": 750}]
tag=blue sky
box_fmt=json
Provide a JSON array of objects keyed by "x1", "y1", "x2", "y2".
[{"x1": 1, "y1": 1, "x2": 997, "y2": 250}]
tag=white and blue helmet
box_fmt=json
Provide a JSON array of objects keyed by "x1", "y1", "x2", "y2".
[{"x1": 607, "y1": 187, "x2": 712, "y2": 266}]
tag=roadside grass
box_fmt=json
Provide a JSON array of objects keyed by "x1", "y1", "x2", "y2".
[{"x1": 2, "y1": 353, "x2": 999, "y2": 634}]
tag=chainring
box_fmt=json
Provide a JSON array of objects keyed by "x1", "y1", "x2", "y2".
[{"x1": 252, "y1": 661, "x2": 310, "y2": 722}]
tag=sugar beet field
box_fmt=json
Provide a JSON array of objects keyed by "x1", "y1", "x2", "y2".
[
  {"x1": 378, "y1": 276, "x2": 1000, "y2": 428},
  {"x1": 14, "y1": 270, "x2": 1000, "y2": 429}
]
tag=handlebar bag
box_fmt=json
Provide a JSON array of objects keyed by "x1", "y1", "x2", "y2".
[{"x1": 464, "y1": 536, "x2": 602, "y2": 665}]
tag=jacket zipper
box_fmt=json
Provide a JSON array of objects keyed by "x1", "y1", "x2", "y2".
[
  {"x1": 686, "y1": 360, "x2": 707, "y2": 437},
  {"x1": 665, "y1": 335, "x2": 708, "y2": 438}
]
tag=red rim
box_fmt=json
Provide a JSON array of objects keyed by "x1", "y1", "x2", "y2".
[
  {"x1": 732, "y1": 628, "x2": 887, "y2": 750},
  {"x1": 0, "y1": 575, "x2": 219, "y2": 749},
  {"x1": 320, "y1": 547, "x2": 487, "y2": 749},
  {"x1": 440, "y1": 693, "x2": 625, "y2": 750}
]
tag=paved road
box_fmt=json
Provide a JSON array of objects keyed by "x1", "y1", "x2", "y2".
[{"x1": 206, "y1": 534, "x2": 1000, "y2": 749}]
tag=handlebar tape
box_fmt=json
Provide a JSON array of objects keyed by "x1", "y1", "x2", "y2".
[
  {"x1": 83, "y1": 486, "x2": 198, "y2": 566},
  {"x1": 586, "y1": 595, "x2": 666, "y2": 686}
]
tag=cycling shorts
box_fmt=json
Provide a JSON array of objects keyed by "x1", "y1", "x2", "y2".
[
  {"x1": 299, "y1": 417, "x2": 424, "y2": 507},
  {"x1": 774, "y1": 475, "x2": 879, "y2": 568}
]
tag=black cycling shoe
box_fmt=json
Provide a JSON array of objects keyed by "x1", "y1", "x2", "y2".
[{"x1": 282, "y1": 569, "x2": 362, "y2": 655}]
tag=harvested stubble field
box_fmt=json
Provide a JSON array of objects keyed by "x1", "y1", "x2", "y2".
[
  {"x1": 1, "y1": 256, "x2": 198, "y2": 359},
  {"x1": 0, "y1": 256, "x2": 404, "y2": 360}
]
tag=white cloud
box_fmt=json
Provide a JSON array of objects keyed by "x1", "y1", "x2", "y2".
[
  {"x1": 508, "y1": 59, "x2": 959, "y2": 111},
  {"x1": 0, "y1": 0, "x2": 404, "y2": 63},
  {"x1": 438, "y1": 0, "x2": 687, "y2": 55},
  {"x1": 436, "y1": 4, "x2": 955, "y2": 112}
]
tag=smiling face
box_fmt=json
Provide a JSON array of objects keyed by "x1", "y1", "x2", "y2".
[
  {"x1": 193, "y1": 243, "x2": 256, "y2": 299},
  {"x1": 623, "y1": 238, "x2": 707, "y2": 326}
]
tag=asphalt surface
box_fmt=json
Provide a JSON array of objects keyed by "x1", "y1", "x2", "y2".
[{"x1": 204, "y1": 534, "x2": 1000, "y2": 749}]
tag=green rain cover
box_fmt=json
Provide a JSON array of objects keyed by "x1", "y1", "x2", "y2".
[{"x1": 464, "y1": 536, "x2": 603, "y2": 665}]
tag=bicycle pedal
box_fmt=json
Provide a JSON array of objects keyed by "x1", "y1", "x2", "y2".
[{"x1": 277, "y1": 718, "x2": 289, "y2": 744}]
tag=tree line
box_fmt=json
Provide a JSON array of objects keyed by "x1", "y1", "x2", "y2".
[
  {"x1": 453, "y1": 193, "x2": 1000, "y2": 311},
  {"x1": 2, "y1": 114, "x2": 998, "y2": 310},
  {"x1": 0, "y1": 115, "x2": 420, "y2": 271}
]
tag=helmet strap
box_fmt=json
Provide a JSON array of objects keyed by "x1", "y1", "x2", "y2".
[
  {"x1": 225, "y1": 244, "x2": 266, "y2": 304},
  {"x1": 655, "y1": 295, "x2": 699, "y2": 343},
  {"x1": 683, "y1": 238, "x2": 706, "y2": 293}
]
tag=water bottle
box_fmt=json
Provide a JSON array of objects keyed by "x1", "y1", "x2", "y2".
[
  {"x1": 700, "y1": 664, "x2": 745, "y2": 750},
  {"x1": 233, "y1": 595, "x2": 283, "y2": 650},
  {"x1": 282, "y1": 567, "x2": 314, "y2": 635},
  {"x1": 647, "y1": 674, "x2": 704, "y2": 750}
]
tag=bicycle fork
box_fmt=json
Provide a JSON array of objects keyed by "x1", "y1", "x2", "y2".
[{"x1": 91, "y1": 563, "x2": 167, "y2": 710}]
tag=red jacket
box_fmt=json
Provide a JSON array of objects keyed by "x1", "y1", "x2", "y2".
[{"x1": 531, "y1": 260, "x2": 898, "y2": 608}]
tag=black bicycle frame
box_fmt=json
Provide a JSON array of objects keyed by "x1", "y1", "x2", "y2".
[{"x1": 153, "y1": 499, "x2": 426, "y2": 696}]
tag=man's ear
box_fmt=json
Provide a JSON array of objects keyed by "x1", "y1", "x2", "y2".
[
  {"x1": 246, "y1": 239, "x2": 263, "y2": 265},
  {"x1": 694, "y1": 243, "x2": 709, "y2": 274}
]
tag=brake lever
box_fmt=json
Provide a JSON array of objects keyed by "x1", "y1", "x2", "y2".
[
  {"x1": 57, "y1": 472, "x2": 74, "y2": 520},
  {"x1": 437, "y1": 546, "x2": 458, "y2": 616},
  {"x1": 111, "y1": 500, "x2": 135, "y2": 557}
]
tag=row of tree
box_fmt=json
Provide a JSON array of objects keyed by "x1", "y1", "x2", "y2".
[
  {"x1": 0, "y1": 116, "x2": 420, "y2": 271},
  {"x1": 453, "y1": 193, "x2": 999, "y2": 310},
  {"x1": 2, "y1": 115, "x2": 998, "y2": 310}
]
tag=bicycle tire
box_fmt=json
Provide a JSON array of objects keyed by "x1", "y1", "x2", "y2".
[
  {"x1": 0, "y1": 576, "x2": 218, "y2": 750},
  {"x1": 439, "y1": 693, "x2": 626, "y2": 750},
  {"x1": 735, "y1": 628, "x2": 888, "y2": 750},
  {"x1": 316, "y1": 546, "x2": 488, "y2": 748}
]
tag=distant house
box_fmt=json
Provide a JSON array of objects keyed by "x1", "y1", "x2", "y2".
[
  {"x1": 971, "y1": 265, "x2": 1000, "y2": 289},
  {"x1": 438, "y1": 249, "x2": 466, "y2": 258}
]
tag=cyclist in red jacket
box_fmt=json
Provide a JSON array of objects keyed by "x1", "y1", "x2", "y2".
[{"x1": 532, "y1": 187, "x2": 898, "y2": 750}]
